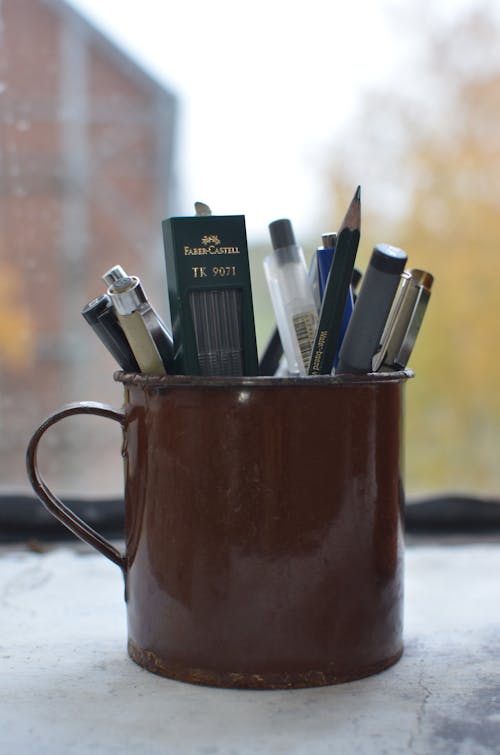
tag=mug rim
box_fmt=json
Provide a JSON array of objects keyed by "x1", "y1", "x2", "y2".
[{"x1": 114, "y1": 369, "x2": 414, "y2": 388}]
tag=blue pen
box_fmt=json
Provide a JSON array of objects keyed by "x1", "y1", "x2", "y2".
[
  {"x1": 316, "y1": 232, "x2": 353, "y2": 367},
  {"x1": 317, "y1": 235, "x2": 335, "y2": 299}
]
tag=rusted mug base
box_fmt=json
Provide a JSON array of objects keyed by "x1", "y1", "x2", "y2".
[{"x1": 128, "y1": 639, "x2": 404, "y2": 690}]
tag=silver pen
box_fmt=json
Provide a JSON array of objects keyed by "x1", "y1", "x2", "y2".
[
  {"x1": 103, "y1": 264, "x2": 128, "y2": 286},
  {"x1": 372, "y1": 268, "x2": 433, "y2": 371},
  {"x1": 104, "y1": 268, "x2": 174, "y2": 375}
]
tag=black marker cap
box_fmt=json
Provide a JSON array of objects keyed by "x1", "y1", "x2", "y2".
[
  {"x1": 269, "y1": 218, "x2": 296, "y2": 250},
  {"x1": 371, "y1": 243, "x2": 408, "y2": 275},
  {"x1": 82, "y1": 295, "x2": 109, "y2": 322},
  {"x1": 268, "y1": 218, "x2": 301, "y2": 266}
]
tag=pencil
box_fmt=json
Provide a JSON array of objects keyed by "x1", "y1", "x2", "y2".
[{"x1": 308, "y1": 186, "x2": 361, "y2": 375}]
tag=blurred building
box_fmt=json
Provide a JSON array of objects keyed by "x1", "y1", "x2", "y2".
[{"x1": 0, "y1": 0, "x2": 177, "y2": 491}]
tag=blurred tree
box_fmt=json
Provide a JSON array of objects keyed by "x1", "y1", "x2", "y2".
[
  {"x1": 326, "y1": 3, "x2": 500, "y2": 494},
  {"x1": 0, "y1": 263, "x2": 34, "y2": 370}
]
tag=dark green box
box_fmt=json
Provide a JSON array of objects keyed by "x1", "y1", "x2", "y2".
[{"x1": 162, "y1": 214, "x2": 259, "y2": 376}]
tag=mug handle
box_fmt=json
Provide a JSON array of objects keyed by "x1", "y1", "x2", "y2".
[{"x1": 26, "y1": 401, "x2": 127, "y2": 573}]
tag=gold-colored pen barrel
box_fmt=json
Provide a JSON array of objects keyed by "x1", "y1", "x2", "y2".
[{"x1": 108, "y1": 276, "x2": 168, "y2": 376}]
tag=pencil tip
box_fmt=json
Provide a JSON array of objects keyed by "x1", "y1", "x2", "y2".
[{"x1": 338, "y1": 185, "x2": 361, "y2": 233}]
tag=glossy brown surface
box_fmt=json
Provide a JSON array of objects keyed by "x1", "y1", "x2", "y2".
[
  {"x1": 119, "y1": 373, "x2": 408, "y2": 688},
  {"x1": 27, "y1": 372, "x2": 409, "y2": 689}
]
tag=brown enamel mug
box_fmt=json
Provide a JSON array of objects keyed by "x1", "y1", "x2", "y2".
[{"x1": 26, "y1": 371, "x2": 411, "y2": 689}]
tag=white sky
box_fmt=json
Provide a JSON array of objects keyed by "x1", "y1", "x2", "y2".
[{"x1": 68, "y1": 0, "x2": 476, "y2": 244}]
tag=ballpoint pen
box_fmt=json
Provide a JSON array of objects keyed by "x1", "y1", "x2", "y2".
[
  {"x1": 371, "y1": 268, "x2": 433, "y2": 371},
  {"x1": 336, "y1": 243, "x2": 408, "y2": 375},
  {"x1": 316, "y1": 233, "x2": 336, "y2": 300}
]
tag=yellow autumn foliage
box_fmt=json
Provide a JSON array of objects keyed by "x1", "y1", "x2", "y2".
[
  {"x1": 326, "y1": 6, "x2": 500, "y2": 495},
  {"x1": 0, "y1": 263, "x2": 35, "y2": 370}
]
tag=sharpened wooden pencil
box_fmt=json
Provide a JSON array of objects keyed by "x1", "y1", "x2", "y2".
[{"x1": 308, "y1": 186, "x2": 361, "y2": 375}]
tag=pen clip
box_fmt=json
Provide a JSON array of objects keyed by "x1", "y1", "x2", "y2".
[
  {"x1": 372, "y1": 269, "x2": 433, "y2": 371},
  {"x1": 390, "y1": 285, "x2": 431, "y2": 369},
  {"x1": 371, "y1": 271, "x2": 412, "y2": 372}
]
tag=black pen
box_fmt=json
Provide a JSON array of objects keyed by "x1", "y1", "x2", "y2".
[
  {"x1": 259, "y1": 327, "x2": 283, "y2": 376},
  {"x1": 81, "y1": 294, "x2": 140, "y2": 372}
]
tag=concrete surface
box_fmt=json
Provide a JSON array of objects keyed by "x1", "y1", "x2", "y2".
[{"x1": 1, "y1": 543, "x2": 499, "y2": 755}]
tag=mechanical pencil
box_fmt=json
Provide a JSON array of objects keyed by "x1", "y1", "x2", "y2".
[
  {"x1": 259, "y1": 255, "x2": 320, "y2": 376},
  {"x1": 106, "y1": 272, "x2": 174, "y2": 375},
  {"x1": 263, "y1": 218, "x2": 318, "y2": 375}
]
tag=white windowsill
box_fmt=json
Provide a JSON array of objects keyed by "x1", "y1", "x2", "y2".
[{"x1": 1, "y1": 542, "x2": 499, "y2": 754}]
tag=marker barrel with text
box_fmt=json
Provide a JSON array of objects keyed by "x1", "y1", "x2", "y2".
[{"x1": 26, "y1": 371, "x2": 411, "y2": 689}]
